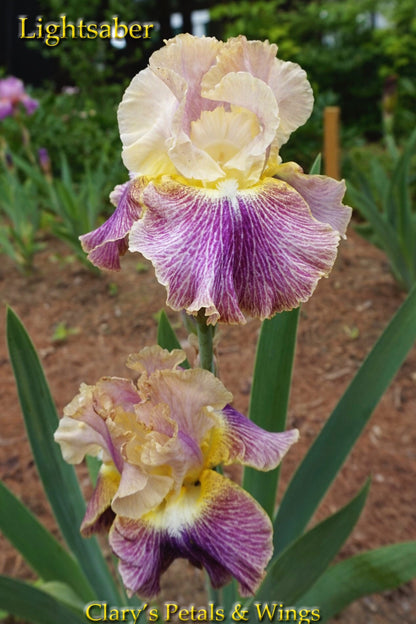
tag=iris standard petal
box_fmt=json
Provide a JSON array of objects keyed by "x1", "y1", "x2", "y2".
[
  {"x1": 129, "y1": 176, "x2": 340, "y2": 324},
  {"x1": 148, "y1": 33, "x2": 222, "y2": 132},
  {"x1": 202, "y1": 35, "x2": 313, "y2": 150},
  {"x1": 118, "y1": 68, "x2": 179, "y2": 177},
  {"x1": 110, "y1": 470, "x2": 272, "y2": 598},
  {"x1": 79, "y1": 179, "x2": 144, "y2": 270}
]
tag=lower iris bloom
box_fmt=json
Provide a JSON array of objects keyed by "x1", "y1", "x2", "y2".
[
  {"x1": 81, "y1": 34, "x2": 351, "y2": 324},
  {"x1": 55, "y1": 346, "x2": 298, "y2": 597}
]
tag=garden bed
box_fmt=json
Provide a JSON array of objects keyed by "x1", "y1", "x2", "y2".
[{"x1": 0, "y1": 228, "x2": 415, "y2": 623}]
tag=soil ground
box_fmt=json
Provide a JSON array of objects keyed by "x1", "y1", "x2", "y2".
[{"x1": 0, "y1": 228, "x2": 415, "y2": 623}]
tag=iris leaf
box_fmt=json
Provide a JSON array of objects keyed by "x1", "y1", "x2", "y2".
[
  {"x1": 252, "y1": 480, "x2": 369, "y2": 605},
  {"x1": 295, "y1": 542, "x2": 416, "y2": 622},
  {"x1": 157, "y1": 309, "x2": 190, "y2": 368},
  {"x1": 6, "y1": 307, "x2": 121, "y2": 603},
  {"x1": 0, "y1": 480, "x2": 93, "y2": 602},
  {"x1": 275, "y1": 283, "x2": 416, "y2": 554},
  {"x1": 0, "y1": 576, "x2": 84, "y2": 624},
  {"x1": 243, "y1": 308, "x2": 299, "y2": 517}
]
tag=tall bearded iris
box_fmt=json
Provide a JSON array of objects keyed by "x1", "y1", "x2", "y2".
[
  {"x1": 81, "y1": 34, "x2": 351, "y2": 324},
  {"x1": 54, "y1": 346, "x2": 298, "y2": 597}
]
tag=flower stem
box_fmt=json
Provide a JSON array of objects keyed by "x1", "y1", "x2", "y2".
[{"x1": 196, "y1": 309, "x2": 215, "y2": 373}]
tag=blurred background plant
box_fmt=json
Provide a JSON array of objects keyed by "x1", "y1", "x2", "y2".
[{"x1": 346, "y1": 127, "x2": 416, "y2": 291}]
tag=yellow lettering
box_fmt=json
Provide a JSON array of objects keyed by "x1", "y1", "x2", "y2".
[
  {"x1": 113, "y1": 17, "x2": 128, "y2": 39},
  {"x1": 87, "y1": 23, "x2": 97, "y2": 38},
  {"x1": 254, "y1": 603, "x2": 280, "y2": 622},
  {"x1": 18, "y1": 17, "x2": 35, "y2": 39},
  {"x1": 109, "y1": 607, "x2": 120, "y2": 621},
  {"x1": 45, "y1": 23, "x2": 60, "y2": 47},
  {"x1": 143, "y1": 24, "x2": 154, "y2": 39},
  {"x1": 61, "y1": 15, "x2": 75, "y2": 38},
  {"x1": 166, "y1": 603, "x2": 179, "y2": 620},
  {"x1": 129, "y1": 23, "x2": 142, "y2": 39},
  {"x1": 99, "y1": 23, "x2": 111, "y2": 38},
  {"x1": 85, "y1": 602, "x2": 103, "y2": 622},
  {"x1": 179, "y1": 608, "x2": 190, "y2": 621}
]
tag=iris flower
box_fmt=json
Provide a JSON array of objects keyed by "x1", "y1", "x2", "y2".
[
  {"x1": 81, "y1": 34, "x2": 351, "y2": 324},
  {"x1": 0, "y1": 76, "x2": 38, "y2": 120},
  {"x1": 55, "y1": 346, "x2": 298, "y2": 597}
]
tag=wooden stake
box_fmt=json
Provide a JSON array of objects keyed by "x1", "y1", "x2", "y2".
[{"x1": 324, "y1": 106, "x2": 340, "y2": 179}]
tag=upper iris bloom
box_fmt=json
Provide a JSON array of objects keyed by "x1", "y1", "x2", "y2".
[
  {"x1": 0, "y1": 76, "x2": 38, "y2": 120},
  {"x1": 55, "y1": 346, "x2": 298, "y2": 597},
  {"x1": 81, "y1": 34, "x2": 351, "y2": 324}
]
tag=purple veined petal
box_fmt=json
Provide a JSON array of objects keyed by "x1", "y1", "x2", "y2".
[
  {"x1": 275, "y1": 162, "x2": 352, "y2": 237},
  {"x1": 220, "y1": 404, "x2": 299, "y2": 470},
  {"x1": 80, "y1": 179, "x2": 144, "y2": 270},
  {"x1": 110, "y1": 470, "x2": 273, "y2": 598},
  {"x1": 129, "y1": 176, "x2": 341, "y2": 324}
]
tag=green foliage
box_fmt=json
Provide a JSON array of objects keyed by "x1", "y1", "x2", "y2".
[
  {"x1": 1, "y1": 83, "x2": 126, "y2": 183},
  {"x1": 0, "y1": 160, "x2": 44, "y2": 273},
  {"x1": 296, "y1": 542, "x2": 416, "y2": 622},
  {"x1": 347, "y1": 127, "x2": 416, "y2": 290},
  {"x1": 6, "y1": 308, "x2": 123, "y2": 605},
  {"x1": 243, "y1": 309, "x2": 299, "y2": 516}
]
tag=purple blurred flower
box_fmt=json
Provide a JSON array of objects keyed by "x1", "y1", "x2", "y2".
[
  {"x1": 0, "y1": 76, "x2": 38, "y2": 120},
  {"x1": 55, "y1": 346, "x2": 299, "y2": 597},
  {"x1": 38, "y1": 147, "x2": 51, "y2": 178}
]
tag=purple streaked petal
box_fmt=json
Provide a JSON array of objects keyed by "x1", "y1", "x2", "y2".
[
  {"x1": 129, "y1": 177, "x2": 341, "y2": 324},
  {"x1": 80, "y1": 179, "x2": 144, "y2": 270},
  {"x1": 275, "y1": 162, "x2": 352, "y2": 237},
  {"x1": 220, "y1": 404, "x2": 299, "y2": 470},
  {"x1": 110, "y1": 470, "x2": 272, "y2": 598}
]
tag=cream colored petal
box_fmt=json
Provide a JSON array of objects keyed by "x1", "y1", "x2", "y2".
[
  {"x1": 203, "y1": 35, "x2": 313, "y2": 152},
  {"x1": 118, "y1": 68, "x2": 178, "y2": 177},
  {"x1": 149, "y1": 34, "x2": 222, "y2": 130},
  {"x1": 112, "y1": 471, "x2": 173, "y2": 519},
  {"x1": 126, "y1": 345, "x2": 186, "y2": 376},
  {"x1": 267, "y1": 58, "x2": 314, "y2": 148},
  {"x1": 201, "y1": 35, "x2": 278, "y2": 89},
  {"x1": 54, "y1": 414, "x2": 104, "y2": 464},
  {"x1": 145, "y1": 369, "x2": 231, "y2": 441},
  {"x1": 167, "y1": 130, "x2": 226, "y2": 183},
  {"x1": 130, "y1": 400, "x2": 203, "y2": 488},
  {"x1": 202, "y1": 72, "x2": 279, "y2": 184}
]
